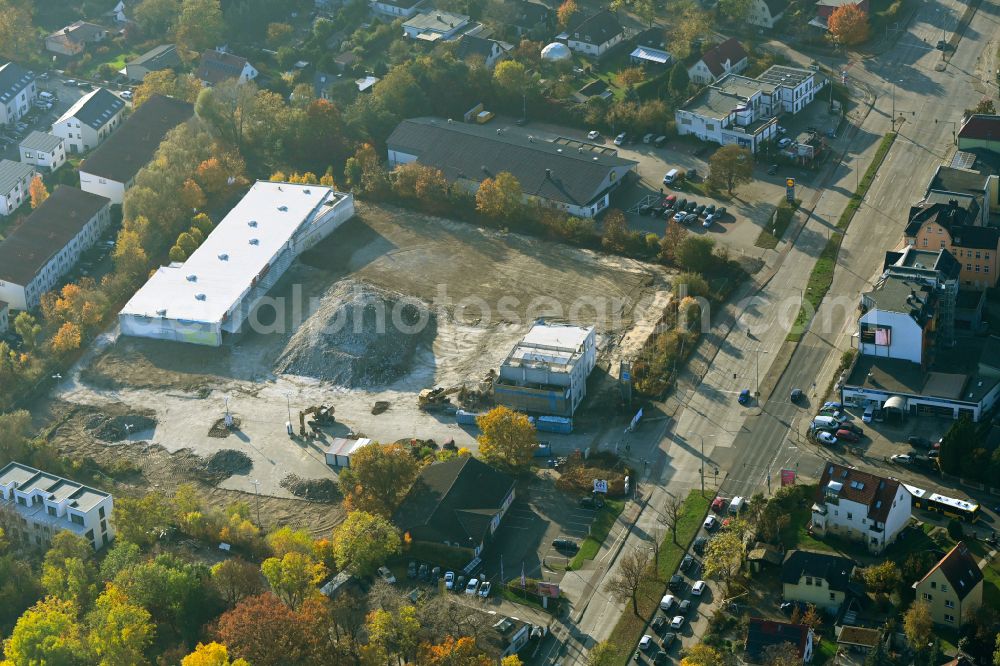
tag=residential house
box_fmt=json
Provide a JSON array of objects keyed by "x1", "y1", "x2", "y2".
[
  {"x1": 313, "y1": 71, "x2": 339, "y2": 100},
  {"x1": 905, "y1": 197, "x2": 998, "y2": 289},
  {"x1": 402, "y1": 11, "x2": 473, "y2": 42},
  {"x1": 393, "y1": 456, "x2": 515, "y2": 557},
  {"x1": 371, "y1": 0, "x2": 426, "y2": 18},
  {"x1": 52, "y1": 88, "x2": 126, "y2": 154},
  {"x1": 564, "y1": 11, "x2": 625, "y2": 58},
  {"x1": 913, "y1": 542, "x2": 983, "y2": 628},
  {"x1": 0, "y1": 461, "x2": 115, "y2": 550},
  {"x1": 19, "y1": 131, "x2": 66, "y2": 172},
  {"x1": 686, "y1": 38, "x2": 748, "y2": 85},
  {"x1": 745, "y1": 618, "x2": 814, "y2": 663},
  {"x1": 748, "y1": 0, "x2": 790, "y2": 28},
  {"x1": 925, "y1": 164, "x2": 994, "y2": 225},
  {"x1": 45, "y1": 21, "x2": 108, "y2": 56},
  {"x1": 125, "y1": 44, "x2": 180, "y2": 82},
  {"x1": 512, "y1": 0, "x2": 555, "y2": 38},
  {"x1": 387, "y1": 117, "x2": 637, "y2": 218},
  {"x1": 456, "y1": 35, "x2": 509, "y2": 68},
  {"x1": 478, "y1": 613, "x2": 540, "y2": 660},
  {"x1": 958, "y1": 114, "x2": 1000, "y2": 152},
  {"x1": 196, "y1": 50, "x2": 258, "y2": 87},
  {"x1": 859, "y1": 275, "x2": 939, "y2": 365},
  {"x1": 78, "y1": 94, "x2": 193, "y2": 204},
  {"x1": 630, "y1": 30, "x2": 671, "y2": 68},
  {"x1": 781, "y1": 550, "x2": 856, "y2": 613},
  {"x1": 836, "y1": 626, "x2": 883, "y2": 657},
  {"x1": 0, "y1": 62, "x2": 36, "y2": 125},
  {"x1": 0, "y1": 301, "x2": 8, "y2": 334},
  {"x1": 813, "y1": 0, "x2": 869, "y2": 29},
  {"x1": 810, "y1": 462, "x2": 912, "y2": 553},
  {"x1": 0, "y1": 159, "x2": 36, "y2": 215},
  {"x1": 355, "y1": 76, "x2": 379, "y2": 93},
  {"x1": 0, "y1": 186, "x2": 111, "y2": 310}
]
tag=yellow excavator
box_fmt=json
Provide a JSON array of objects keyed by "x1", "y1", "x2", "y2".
[
  {"x1": 417, "y1": 386, "x2": 460, "y2": 411},
  {"x1": 299, "y1": 405, "x2": 335, "y2": 437}
]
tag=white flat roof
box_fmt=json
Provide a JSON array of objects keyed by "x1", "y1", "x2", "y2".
[
  {"x1": 506, "y1": 323, "x2": 594, "y2": 370},
  {"x1": 630, "y1": 46, "x2": 670, "y2": 64},
  {"x1": 120, "y1": 181, "x2": 341, "y2": 325}
]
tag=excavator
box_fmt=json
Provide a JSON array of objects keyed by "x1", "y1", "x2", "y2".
[
  {"x1": 417, "y1": 386, "x2": 460, "y2": 411},
  {"x1": 298, "y1": 405, "x2": 335, "y2": 437}
]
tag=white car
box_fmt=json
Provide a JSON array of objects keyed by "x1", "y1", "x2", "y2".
[
  {"x1": 670, "y1": 616, "x2": 685, "y2": 629},
  {"x1": 465, "y1": 578, "x2": 480, "y2": 594},
  {"x1": 703, "y1": 515, "x2": 720, "y2": 531},
  {"x1": 478, "y1": 581, "x2": 492, "y2": 597},
  {"x1": 673, "y1": 210, "x2": 686, "y2": 222},
  {"x1": 614, "y1": 132, "x2": 626, "y2": 145},
  {"x1": 702, "y1": 215, "x2": 714, "y2": 228},
  {"x1": 377, "y1": 566, "x2": 396, "y2": 584},
  {"x1": 863, "y1": 405, "x2": 874, "y2": 422},
  {"x1": 817, "y1": 431, "x2": 837, "y2": 445},
  {"x1": 777, "y1": 125, "x2": 787, "y2": 135},
  {"x1": 639, "y1": 635, "x2": 653, "y2": 650},
  {"x1": 643, "y1": 133, "x2": 654, "y2": 143},
  {"x1": 691, "y1": 580, "x2": 707, "y2": 596},
  {"x1": 891, "y1": 454, "x2": 913, "y2": 464},
  {"x1": 587, "y1": 130, "x2": 601, "y2": 140},
  {"x1": 659, "y1": 594, "x2": 676, "y2": 610},
  {"x1": 120, "y1": 90, "x2": 133, "y2": 100},
  {"x1": 444, "y1": 571, "x2": 455, "y2": 590},
  {"x1": 778, "y1": 137, "x2": 792, "y2": 149}
]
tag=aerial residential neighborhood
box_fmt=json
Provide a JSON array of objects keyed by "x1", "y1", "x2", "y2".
[{"x1": 0, "y1": 0, "x2": 997, "y2": 664}]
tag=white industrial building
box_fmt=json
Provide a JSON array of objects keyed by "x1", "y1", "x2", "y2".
[
  {"x1": 0, "y1": 186, "x2": 111, "y2": 310},
  {"x1": 0, "y1": 461, "x2": 115, "y2": 551},
  {"x1": 119, "y1": 181, "x2": 356, "y2": 346},
  {"x1": 324, "y1": 437, "x2": 373, "y2": 467},
  {"x1": 493, "y1": 322, "x2": 597, "y2": 418},
  {"x1": 19, "y1": 131, "x2": 66, "y2": 172}
]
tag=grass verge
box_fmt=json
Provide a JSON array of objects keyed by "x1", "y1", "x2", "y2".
[
  {"x1": 568, "y1": 498, "x2": 626, "y2": 570},
  {"x1": 500, "y1": 577, "x2": 568, "y2": 615},
  {"x1": 603, "y1": 491, "x2": 711, "y2": 664},
  {"x1": 755, "y1": 199, "x2": 800, "y2": 249},
  {"x1": 787, "y1": 133, "x2": 896, "y2": 341}
]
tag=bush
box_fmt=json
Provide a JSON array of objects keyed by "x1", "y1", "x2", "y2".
[{"x1": 947, "y1": 519, "x2": 964, "y2": 541}]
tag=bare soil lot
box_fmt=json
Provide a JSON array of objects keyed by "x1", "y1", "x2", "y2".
[{"x1": 56, "y1": 203, "x2": 672, "y2": 503}]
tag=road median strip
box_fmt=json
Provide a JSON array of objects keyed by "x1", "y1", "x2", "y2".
[{"x1": 568, "y1": 499, "x2": 627, "y2": 570}]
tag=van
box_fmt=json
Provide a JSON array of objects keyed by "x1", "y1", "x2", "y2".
[
  {"x1": 811, "y1": 415, "x2": 839, "y2": 431},
  {"x1": 663, "y1": 168, "x2": 681, "y2": 185},
  {"x1": 728, "y1": 496, "x2": 745, "y2": 515},
  {"x1": 862, "y1": 405, "x2": 874, "y2": 423},
  {"x1": 38, "y1": 91, "x2": 54, "y2": 101}
]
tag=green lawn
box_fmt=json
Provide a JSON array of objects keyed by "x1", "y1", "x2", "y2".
[
  {"x1": 756, "y1": 199, "x2": 800, "y2": 249},
  {"x1": 568, "y1": 498, "x2": 626, "y2": 570},
  {"x1": 83, "y1": 44, "x2": 140, "y2": 79},
  {"x1": 603, "y1": 491, "x2": 712, "y2": 664},
  {"x1": 967, "y1": 541, "x2": 1000, "y2": 608}
]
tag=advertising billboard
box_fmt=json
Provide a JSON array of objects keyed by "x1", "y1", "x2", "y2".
[{"x1": 859, "y1": 323, "x2": 891, "y2": 346}]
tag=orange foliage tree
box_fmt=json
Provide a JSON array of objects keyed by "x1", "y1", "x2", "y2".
[
  {"x1": 828, "y1": 4, "x2": 870, "y2": 46},
  {"x1": 51, "y1": 322, "x2": 82, "y2": 354},
  {"x1": 29, "y1": 174, "x2": 48, "y2": 209},
  {"x1": 557, "y1": 0, "x2": 578, "y2": 28},
  {"x1": 214, "y1": 593, "x2": 335, "y2": 666}
]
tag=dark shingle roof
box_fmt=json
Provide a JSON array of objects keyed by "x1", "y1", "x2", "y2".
[
  {"x1": 781, "y1": 550, "x2": 855, "y2": 592},
  {"x1": 514, "y1": 1, "x2": 553, "y2": 28},
  {"x1": 128, "y1": 44, "x2": 180, "y2": 71},
  {"x1": 387, "y1": 117, "x2": 637, "y2": 207},
  {"x1": 456, "y1": 35, "x2": 498, "y2": 60},
  {"x1": 698, "y1": 37, "x2": 748, "y2": 78},
  {"x1": 0, "y1": 186, "x2": 110, "y2": 285},
  {"x1": 393, "y1": 456, "x2": 514, "y2": 546},
  {"x1": 79, "y1": 94, "x2": 192, "y2": 183},
  {"x1": 746, "y1": 618, "x2": 809, "y2": 662},
  {"x1": 816, "y1": 462, "x2": 901, "y2": 523},
  {"x1": 919, "y1": 541, "x2": 983, "y2": 601},
  {"x1": 568, "y1": 10, "x2": 623, "y2": 46},
  {"x1": 62, "y1": 88, "x2": 125, "y2": 130},
  {"x1": 0, "y1": 62, "x2": 33, "y2": 105},
  {"x1": 931, "y1": 165, "x2": 990, "y2": 196},
  {"x1": 762, "y1": 0, "x2": 791, "y2": 16},
  {"x1": 197, "y1": 50, "x2": 251, "y2": 85},
  {"x1": 958, "y1": 114, "x2": 1000, "y2": 141}
]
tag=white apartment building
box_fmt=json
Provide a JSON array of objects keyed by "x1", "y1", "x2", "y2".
[
  {"x1": 0, "y1": 461, "x2": 115, "y2": 550},
  {"x1": 811, "y1": 462, "x2": 912, "y2": 554},
  {"x1": 0, "y1": 62, "x2": 36, "y2": 125},
  {"x1": 0, "y1": 159, "x2": 36, "y2": 215},
  {"x1": 19, "y1": 131, "x2": 66, "y2": 172},
  {"x1": 52, "y1": 88, "x2": 126, "y2": 154},
  {"x1": 0, "y1": 300, "x2": 8, "y2": 334},
  {"x1": 0, "y1": 186, "x2": 111, "y2": 310}
]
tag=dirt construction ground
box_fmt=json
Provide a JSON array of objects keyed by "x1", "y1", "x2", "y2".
[{"x1": 48, "y1": 203, "x2": 672, "y2": 511}]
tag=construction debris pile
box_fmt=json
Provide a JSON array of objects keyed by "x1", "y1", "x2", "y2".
[
  {"x1": 274, "y1": 280, "x2": 436, "y2": 388},
  {"x1": 87, "y1": 412, "x2": 158, "y2": 442},
  {"x1": 203, "y1": 449, "x2": 253, "y2": 480},
  {"x1": 208, "y1": 417, "x2": 241, "y2": 438},
  {"x1": 280, "y1": 474, "x2": 341, "y2": 503}
]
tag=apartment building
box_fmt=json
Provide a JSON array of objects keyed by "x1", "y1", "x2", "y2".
[
  {"x1": 810, "y1": 462, "x2": 911, "y2": 553},
  {"x1": 19, "y1": 131, "x2": 66, "y2": 172},
  {"x1": 0, "y1": 62, "x2": 36, "y2": 125},
  {"x1": 52, "y1": 87, "x2": 126, "y2": 154},
  {"x1": 0, "y1": 159, "x2": 36, "y2": 215},
  {"x1": 913, "y1": 542, "x2": 983, "y2": 628}
]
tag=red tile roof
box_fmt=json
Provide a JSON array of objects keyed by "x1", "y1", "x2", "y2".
[
  {"x1": 816, "y1": 462, "x2": 901, "y2": 523},
  {"x1": 698, "y1": 38, "x2": 748, "y2": 78},
  {"x1": 958, "y1": 114, "x2": 1000, "y2": 141}
]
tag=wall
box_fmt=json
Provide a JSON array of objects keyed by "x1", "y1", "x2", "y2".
[
  {"x1": 0, "y1": 169, "x2": 33, "y2": 215},
  {"x1": 0, "y1": 282, "x2": 28, "y2": 311},
  {"x1": 0, "y1": 79, "x2": 36, "y2": 124},
  {"x1": 20, "y1": 143, "x2": 66, "y2": 172},
  {"x1": 858, "y1": 309, "x2": 924, "y2": 364},
  {"x1": 783, "y1": 578, "x2": 845, "y2": 611},
  {"x1": 79, "y1": 170, "x2": 126, "y2": 204}
]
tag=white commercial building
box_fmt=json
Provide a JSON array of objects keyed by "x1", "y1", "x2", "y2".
[
  {"x1": 402, "y1": 10, "x2": 473, "y2": 41},
  {"x1": 0, "y1": 461, "x2": 115, "y2": 551},
  {"x1": 0, "y1": 62, "x2": 36, "y2": 125},
  {"x1": 119, "y1": 181, "x2": 356, "y2": 346},
  {"x1": 0, "y1": 159, "x2": 36, "y2": 215},
  {"x1": 52, "y1": 87, "x2": 126, "y2": 154},
  {"x1": 811, "y1": 462, "x2": 911, "y2": 554},
  {"x1": 19, "y1": 131, "x2": 66, "y2": 172},
  {"x1": 494, "y1": 322, "x2": 597, "y2": 418},
  {"x1": 0, "y1": 186, "x2": 111, "y2": 310}
]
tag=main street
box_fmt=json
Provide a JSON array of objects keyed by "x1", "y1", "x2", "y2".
[{"x1": 560, "y1": 0, "x2": 999, "y2": 660}]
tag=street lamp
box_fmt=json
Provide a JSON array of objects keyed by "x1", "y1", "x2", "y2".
[{"x1": 686, "y1": 432, "x2": 714, "y2": 495}]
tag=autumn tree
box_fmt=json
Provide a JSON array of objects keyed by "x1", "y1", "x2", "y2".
[
  {"x1": 86, "y1": 583, "x2": 155, "y2": 666},
  {"x1": 134, "y1": 0, "x2": 181, "y2": 37},
  {"x1": 337, "y1": 442, "x2": 419, "y2": 516},
  {"x1": 418, "y1": 635, "x2": 492, "y2": 666},
  {"x1": 676, "y1": 236, "x2": 716, "y2": 274},
  {"x1": 266, "y1": 526, "x2": 316, "y2": 558},
  {"x1": 51, "y1": 322, "x2": 82, "y2": 355},
  {"x1": 668, "y1": 62, "x2": 690, "y2": 97},
  {"x1": 175, "y1": 0, "x2": 225, "y2": 53},
  {"x1": 494, "y1": 61, "x2": 531, "y2": 99},
  {"x1": 701, "y1": 528, "x2": 743, "y2": 594},
  {"x1": 367, "y1": 605, "x2": 421, "y2": 664},
  {"x1": 707, "y1": 144, "x2": 753, "y2": 194},
  {"x1": 3, "y1": 596, "x2": 84, "y2": 665},
  {"x1": 680, "y1": 644, "x2": 724, "y2": 666},
  {"x1": 828, "y1": 3, "x2": 870, "y2": 46},
  {"x1": 801, "y1": 603, "x2": 822, "y2": 632},
  {"x1": 133, "y1": 70, "x2": 201, "y2": 107},
  {"x1": 194, "y1": 158, "x2": 229, "y2": 196},
  {"x1": 261, "y1": 551, "x2": 327, "y2": 609},
  {"x1": 182, "y1": 642, "x2": 250, "y2": 666},
  {"x1": 0, "y1": 0, "x2": 35, "y2": 61},
  {"x1": 13, "y1": 312, "x2": 40, "y2": 351},
  {"x1": 211, "y1": 558, "x2": 263, "y2": 607},
  {"x1": 587, "y1": 641, "x2": 617, "y2": 666},
  {"x1": 718, "y1": 0, "x2": 753, "y2": 22},
  {"x1": 764, "y1": 641, "x2": 801, "y2": 666},
  {"x1": 111, "y1": 226, "x2": 150, "y2": 288},
  {"x1": 180, "y1": 179, "x2": 206, "y2": 211},
  {"x1": 266, "y1": 22, "x2": 294, "y2": 47},
  {"x1": 41, "y1": 532, "x2": 99, "y2": 609},
  {"x1": 904, "y1": 601, "x2": 933, "y2": 651},
  {"x1": 604, "y1": 547, "x2": 650, "y2": 615},
  {"x1": 862, "y1": 561, "x2": 901, "y2": 600},
  {"x1": 112, "y1": 493, "x2": 174, "y2": 547},
  {"x1": 332, "y1": 511, "x2": 402, "y2": 577},
  {"x1": 670, "y1": 0, "x2": 712, "y2": 59},
  {"x1": 476, "y1": 406, "x2": 538, "y2": 473},
  {"x1": 29, "y1": 174, "x2": 48, "y2": 209},
  {"x1": 215, "y1": 593, "x2": 327, "y2": 666},
  {"x1": 476, "y1": 172, "x2": 524, "y2": 222},
  {"x1": 557, "y1": 0, "x2": 578, "y2": 28}
]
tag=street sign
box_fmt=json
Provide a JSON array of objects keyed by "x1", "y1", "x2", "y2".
[
  {"x1": 785, "y1": 177, "x2": 796, "y2": 203},
  {"x1": 781, "y1": 469, "x2": 796, "y2": 486},
  {"x1": 537, "y1": 581, "x2": 560, "y2": 598},
  {"x1": 627, "y1": 408, "x2": 643, "y2": 432},
  {"x1": 593, "y1": 479, "x2": 608, "y2": 493}
]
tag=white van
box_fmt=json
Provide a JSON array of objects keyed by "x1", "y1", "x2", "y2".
[
  {"x1": 38, "y1": 91, "x2": 54, "y2": 101},
  {"x1": 662, "y1": 168, "x2": 681, "y2": 185},
  {"x1": 811, "y1": 415, "x2": 839, "y2": 431},
  {"x1": 728, "y1": 496, "x2": 745, "y2": 515}
]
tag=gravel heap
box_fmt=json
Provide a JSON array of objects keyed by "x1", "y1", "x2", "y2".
[
  {"x1": 274, "y1": 280, "x2": 435, "y2": 388},
  {"x1": 88, "y1": 413, "x2": 158, "y2": 442},
  {"x1": 280, "y1": 474, "x2": 341, "y2": 503},
  {"x1": 204, "y1": 449, "x2": 253, "y2": 480}
]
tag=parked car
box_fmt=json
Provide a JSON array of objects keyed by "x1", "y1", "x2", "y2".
[
  {"x1": 455, "y1": 575, "x2": 465, "y2": 592},
  {"x1": 817, "y1": 431, "x2": 837, "y2": 445},
  {"x1": 693, "y1": 536, "x2": 708, "y2": 554},
  {"x1": 908, "y1": 436, "x2": 931, "y2": 448},
  {"x1": 675, "y1": 198, "x2": 687, "y2": 210},
  {"x1": 840, "y1": 422, "x2": 864, "y2": 435},
  {"x1": 705, "y1": 204, "x2": 716, "y2": 215},
  {"x1": 587, "y1": 130, "x2": 601, "y2": 140},
  {"x1": 863, "y1": 405, "x2": 875, "y2": 422},
  {"x1": 777, "y1": 125, "x2": 787, "y2": 135},
  {"x1": 120, "y1": 90, "x2": 132, "y2": 100},
  {"x1": 465, "y1": 578, "x2": 480, "y2": 595},
  {"x1": 659, "y1": 594, "x2": 676, "y2": 611},
  {"x1": 651, "y1": 614, "x2": 666, "y2": 632},
  {"x1": 668, "y1": 574, "x2": 684, "y2": 592},
  {"x1": 691, "y1": 580, "x2": 707, "y2": 596},
  {"x1": 662, "y1": 632, "x2": 677, "y2": 648},
  {"x1": 703, "y1": 515, "x2": 720, "y2": 531},
  {"x1": 639, "y1": 204, "x2": 652, "y2": 215},
  {"x1": 639, "y1": 635, "x2": 654, "y2": 651},
  {"x1": 418, "y1": 564, "x2": 429, "y2": 581},
  {"x1": 695, "y1": 204, "x2": 706, "y2": 216},
  {"x1": 685, "y1": 200, "x2": 698, "y2": 212},
  {"x1": 702, "y1": 216, "x2": 713, "y2": 228},
  {"x1": 654, "y1": 135, "x2": 667, "y2": 147},
  {"x1": 790, "y1": 388, "x2": 804, "y2": 402},
  {"x1": 614, "y1": 132, "x2": 627, "y2": 146},
  {"x1": 738, "y1": 389, "x2": 751, "y2": 405},
  {"x1": 377, "y1": 566, "x2": 397, "y2": 584},
  {"x1": 927, "y1": 450, "x2": 940, "y2": 459},
  {"x1": 654, "y1": 649, "x2": 668, "y2": 664},
  {"x1": 663, "y1": 194, "x2": 677, "y2": 206},
  {"x1": 835, "y1": 429, "x2": 859, "y2": 443},
  {"x1": 716, "y1": 206, "x2": 727, "y2": 218},
  {"x1": 673, "y1": 210, "x2": 686, "y2": 222},
  {"x1": 444, "y1": 571, "x2": 455, "y2": 589},
  {"x1": 683, "y1": 213, "x2": 698, "y2": 225},
  {"x1": 670, "y1": 616, "x2": 685, "y2": 629},
  {"x1": 643, "y1": 133, "x2": 654, "y2": 143},
  {"x1": 407, "y1": 561, "x2": 417, "y2": 578},
  {"x1": 552, "y1": 538, "x2": 579, "y2": 552},
  {"x1": 478, "y1": 581, "x2": 492, "y2": 597},
  {"x1": 778, "y1": 137, "x2": 792, "y2": 149},
  {"x1": 579, "y1": 496, "x2": 597, "y2": 508},
  {"x1": 680, "y1": 554, "x2": 695, "y2": 572},
  {"x1": 891, "y1": 454, "x2": 913, "y2": 464},
  {"x1": 711, "y1": 497, "x2": 727, "y2": 513},
  {"x1": 678, "y1": 599, "x2": 692, "y2": 616}
]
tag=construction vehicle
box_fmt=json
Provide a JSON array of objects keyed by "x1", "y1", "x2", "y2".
[
  {"x1": 299, "y1": 405, "x2": 335, "y2": 437},
  {"x1": 418, "y1": 386, "x2": 460, "y2": 411}
]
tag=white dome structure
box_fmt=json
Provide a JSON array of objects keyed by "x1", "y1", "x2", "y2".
[{"x1": 541, "y1": 42, "x2": 572, "y2": 62}]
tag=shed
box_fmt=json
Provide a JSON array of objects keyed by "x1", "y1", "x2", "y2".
[{"x1": 324, "y1": 437, "x2": 372, "y2": 467}]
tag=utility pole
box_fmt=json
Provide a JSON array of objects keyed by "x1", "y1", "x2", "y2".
[{"x1": 251, "y1": 479, "x2": 262, "y2": 526}]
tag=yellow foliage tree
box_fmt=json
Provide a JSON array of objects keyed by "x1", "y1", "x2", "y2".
[
  {"x1": 679, "y1": 644, "x2": 724, "y2": 666},
  {"x1": 181, "y1": 642, "x2": 250, "y2": 666},
  {"x1": 476, "y1": 406, "x2": 538, "y2": 473},
  {"x1": 557, "y1": 0, "x2": 578, "y2": 28},
  {"x1": 29, "y1": 174, "x2": 48, "y2": 209},
  {"x1": 475, "y1": 172, "x2": 523, "y2": 221},
  {"x1": 51, "y1": 322, "x2": 82, "y2": 355},
  {"x1": 828, "y1": 3, "x2": 870, "y2": 46}
]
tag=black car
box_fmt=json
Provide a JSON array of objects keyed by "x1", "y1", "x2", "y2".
[
  {"x1": 638, "y1": 204, "x2": 652, "y2": 215},
  {"x1": 407, "y1": 561, "x2": 417, "y2": 578},
  {"x1": 662, "y1": 632, "x2": 677, "y2": 648},
  {"x1": 767, "y1": 164, "x2": 779, "y2": 175},
  {"x1": 683, "y1": 213, "x2": 698, "y2": 225},
  {"x1": 686, "y1": 200, "x2": 698, "y2": 212},
  {"x1": 651, "y1": 614, "x2": 666, "y2": 632},
  {"x1": 661, "y1": 206, "x2": 675, "y2": 219},
  {"x1": 654, "y1": 650, "x2": 668, "y2": 664},
  {"x1": 680, "y1": 554, "x2": 694, "y2": 572},
  {"x1": 695, "y1": 204, "x2": 706, "y2": 216},
  {"x1": 790, "y1": 388, "x2": 804, "y2": 402},
  {"x1": 418, "y1": 563, "x2": 429, "y2": 581},
  {"x1": 455, "y1": 575, "x2": 465, "y2": 592},
  {"x1": 668, "y1": 575, "x2": 684, "y2": 592},
  {"x1": 675, "y1": 198, "x2": 688, "y2": 210},
  {"x1": 693, "y1": 536, "x2": 708, "y2": 554},
  {"x1": 552, "y1": 538, "x2": 579, "y2": 552},
  {"x1": 705, "y1": 204, "x2": 716, "y2": 215},
  {"x1": 651, "y1": 205, "x2": 665, "y2": 217}
]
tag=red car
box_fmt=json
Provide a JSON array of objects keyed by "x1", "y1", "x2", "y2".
[
  {"x1": 835, "y1": 429, "x2": 860, "y2": 443},
  {"x1": 711, "y1": 497, "x2": 728, "y2": 513},
  {"x1": 663, "y1": 194, "x2": 677, "y2": 206}
]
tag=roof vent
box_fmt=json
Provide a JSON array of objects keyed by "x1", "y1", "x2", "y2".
[
  {"x1": 248, "y1": 220, "x2": 257, "y2": 227},
  {"x1": 447, "y1": 118, "x2": 453, "y2": 123},
  {"x1": 249, "y1": 238, "x2": 259, "y2": 246},
  {"x1": 218, "y1": 253, "x2": 229, "y2": 261},
  {"x1": 545, "y1": 168, "x2": 552, "y2": 179},
  {"x1": 155, "y1": 309, "x2": 167, "y2": 316},
  {"x1": 277, "y1": 205, "x2": 288, "y2": 212},
  {"x1": 186, "y1": 274, "x2": 197, "y2": 282},
  {"x1": 195, "y1": 293, "x2": 206, "y2": 301},
  {"x1": 304, "y1": 189, "x2": 311, "y2": 194}
]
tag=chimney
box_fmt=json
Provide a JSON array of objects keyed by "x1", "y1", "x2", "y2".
[{"x1": 545, "y1": 168, "x2": 552, "y2": 179}]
